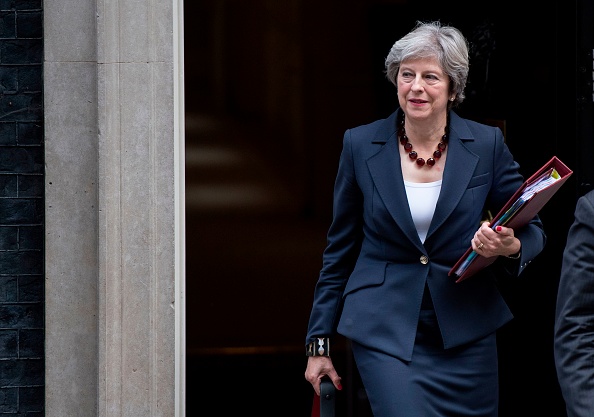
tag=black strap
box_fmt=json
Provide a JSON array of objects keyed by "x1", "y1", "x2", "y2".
[{"x1": 319, "y1": 377, "x2": 336, "y2": 417}]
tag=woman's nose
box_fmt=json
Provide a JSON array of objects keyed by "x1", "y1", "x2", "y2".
[{"x1": 411, "y1": 77, "x2": 424, "y2": 91}]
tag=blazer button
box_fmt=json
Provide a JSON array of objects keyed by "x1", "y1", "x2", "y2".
[{"x1": 420, "y1": 255, "x2": 429, "y2": 264}]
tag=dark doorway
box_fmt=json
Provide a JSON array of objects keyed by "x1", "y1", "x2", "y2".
[{"x1": 184, "y1": 1, "x2": 591, "y2": 416}]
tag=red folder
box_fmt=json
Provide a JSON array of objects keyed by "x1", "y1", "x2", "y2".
[{"x1": 449, "y1": 156, "x2": 573, "y2": 283}]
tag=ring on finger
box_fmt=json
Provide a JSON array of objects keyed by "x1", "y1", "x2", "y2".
[{"x1": 477, "y1": 242, "x2": 484, "y2": 250}]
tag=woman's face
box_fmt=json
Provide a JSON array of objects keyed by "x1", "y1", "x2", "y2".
[{"x1": 397, "y1": 56, "x2": 452, "y2": 122}]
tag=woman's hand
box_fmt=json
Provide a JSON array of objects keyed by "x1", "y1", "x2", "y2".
[
  {"x1": 304, "y1": 356, "x2": 343, "y2": 395},
  {"x1": 472, "y1": 222, "x2": 521, "y2": 258}
]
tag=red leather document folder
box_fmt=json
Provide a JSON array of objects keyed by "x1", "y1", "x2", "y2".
[{"x1": 449, "y1": 156, "x2": 573, "y2": 283}]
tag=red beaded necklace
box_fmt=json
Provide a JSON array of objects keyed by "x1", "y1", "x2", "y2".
[{"x1": 398, "y1": 117, "x2": 448, "y2": 167}]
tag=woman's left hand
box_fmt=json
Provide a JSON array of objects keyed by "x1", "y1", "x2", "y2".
[{"x1": 472, "y1": 222, "x2": 521, "y2": 258}]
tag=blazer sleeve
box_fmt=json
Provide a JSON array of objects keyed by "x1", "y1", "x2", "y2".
[
  {"x1": 304, "y1": 129, "x2": 364, "y2": 344},
  {"x1": 487, "y1": 126, "x2": 545, "y2": 277},
  {"x1": 554, "y1": 190, "x2": 594, "y2": 417}
]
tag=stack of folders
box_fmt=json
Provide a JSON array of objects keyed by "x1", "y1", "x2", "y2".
[{"x1": 449, "y1": 156, "x2": 573, "y2": 283}]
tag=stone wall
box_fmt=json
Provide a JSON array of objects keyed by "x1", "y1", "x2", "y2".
[{"x1": 0, "y1": 0, "x2": 44, "y2": 415}]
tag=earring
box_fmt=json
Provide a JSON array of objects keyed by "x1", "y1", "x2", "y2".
[{"x1": 449, "y1": 97, "x2": 455, "y2": 101}]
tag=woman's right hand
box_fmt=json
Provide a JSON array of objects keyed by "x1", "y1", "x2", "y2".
[{"x1": 304, "y1": 356, "x2": 342, "y2": 395}]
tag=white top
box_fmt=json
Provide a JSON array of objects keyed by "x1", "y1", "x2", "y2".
[{"x1": 404, "y1": 180, "x2": 442, "y2": 243}]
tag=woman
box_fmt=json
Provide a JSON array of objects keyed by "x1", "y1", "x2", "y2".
[{"x1": 304, "y1": 21, "x2": 546, "y2": 416}]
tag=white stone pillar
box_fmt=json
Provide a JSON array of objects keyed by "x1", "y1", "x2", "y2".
[{"x1": 44, "y1": 0, "x2": 185, "y2": 415}]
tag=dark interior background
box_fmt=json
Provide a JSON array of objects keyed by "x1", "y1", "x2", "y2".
[{"x1": 184, "y1": 1, "x2": 593, "y2": 415}]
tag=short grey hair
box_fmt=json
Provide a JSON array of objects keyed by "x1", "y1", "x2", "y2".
[{"x1": 385, "y1": 21, "x2": 469, "y2": 107}]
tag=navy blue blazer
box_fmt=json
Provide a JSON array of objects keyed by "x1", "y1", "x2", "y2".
[
  {"x1": 306, "y1": 109, "x2": 546, "y2": 362},
  {"x1": 554, "y1": 190, "x2": 594, "y2": 417}
]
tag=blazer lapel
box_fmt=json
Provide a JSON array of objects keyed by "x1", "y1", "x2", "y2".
[
  {"x1": 366, "y1": 111, "x2": 425, "y2": 251},
  {"x1": 366, "y1": 111, "x2": 481, "y2": 250},
  {"x1": 426, "y1": 113, "x2": 479, "y2": 241}
]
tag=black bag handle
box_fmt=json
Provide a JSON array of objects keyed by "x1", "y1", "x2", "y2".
[{"x1": 319, "y1": 377, "x2": 336, "y2": 417}]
